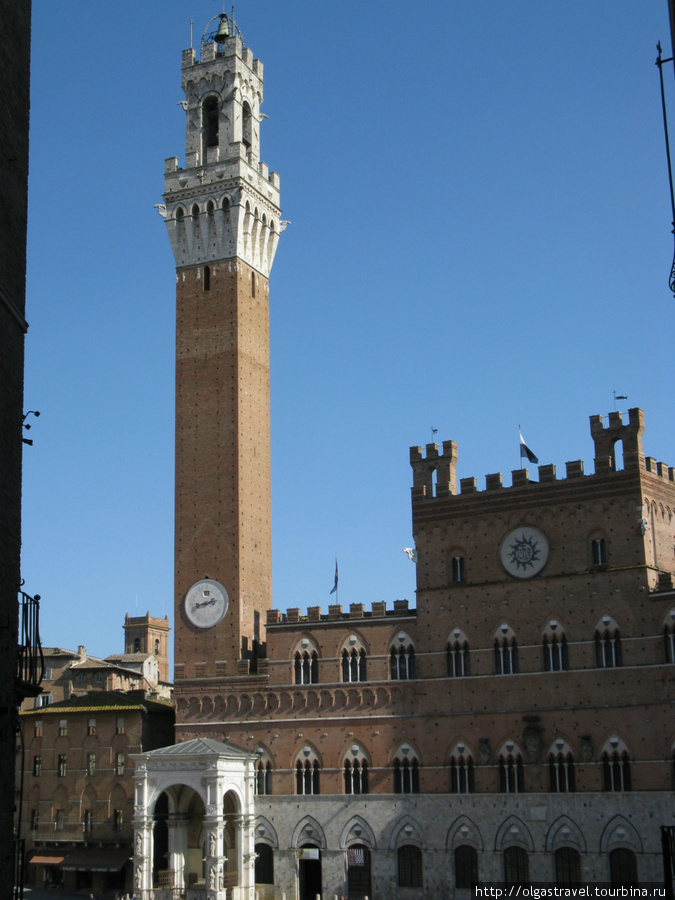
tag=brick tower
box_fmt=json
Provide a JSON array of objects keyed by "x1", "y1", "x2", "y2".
[
  {"x1": 123, "y1": 611, "x2": 171, "y2": 682},
  {"x1": 163, "y1": 14, "x2": 282, "y2": 693}
]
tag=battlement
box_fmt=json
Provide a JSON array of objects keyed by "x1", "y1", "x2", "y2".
[
  {"x1": 266, "y1": 599, "x2": 415, "y2": 627},
  {"x1": 410, "y1": 409, "x2": 672, "y2": 500},
  {"x1": 590, "y1": 407, "x2": 645, "y2": 473}
]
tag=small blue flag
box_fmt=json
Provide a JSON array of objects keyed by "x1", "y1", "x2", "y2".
[{"x1": 330, "y1": 558, "x2": 338, "y2": 594}]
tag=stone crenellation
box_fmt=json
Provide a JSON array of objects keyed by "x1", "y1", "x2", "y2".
[
  {"x1": 163, "y1": 31, "x2": 283, "y2": 275},
  {"x1": 411, "y1": 408, "x2": 673, "y2": 500}
]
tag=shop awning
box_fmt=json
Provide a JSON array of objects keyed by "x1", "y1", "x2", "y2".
[
  {"x1": 62, "y1": 847, "x2": 131, "y2": 872},
  {"x1": 29, "y1": 854, "x2": 66, "y2": 866}
]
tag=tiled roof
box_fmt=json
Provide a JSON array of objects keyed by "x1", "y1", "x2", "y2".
[
  {"x1": 143, "y1": 737, "x2": 250, "y2": 759},
  {"x1": 106, "y1": 653, "x2": 153, "y2": 663},
  {"x1": 20, "y1": 690, "x2": 173, "y2": 715}
]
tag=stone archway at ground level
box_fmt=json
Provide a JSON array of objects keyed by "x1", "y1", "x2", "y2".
[{"x1": 131, "y1": 738, "x2": 257, "y2": 900}]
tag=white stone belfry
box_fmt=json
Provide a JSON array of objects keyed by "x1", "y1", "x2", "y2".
[
  {"x1": 131, "y1": 739, "x2": 257, "y2": 900},
  {"x1": 163, "y1": 16, "x2": 283, "y2": 275}
]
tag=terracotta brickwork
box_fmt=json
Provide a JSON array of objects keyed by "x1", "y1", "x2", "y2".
[
  {"x1": 123, "y1": 611, "x2": 170, "y2": 682},
  {"x1": 174, "y1": 261, "x2": 271, "y2": 679},
  {"x1": 19, "y1": 693, "x2": 174, "y2": 893}
]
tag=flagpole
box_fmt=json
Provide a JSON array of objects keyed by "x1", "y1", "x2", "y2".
[{"x1": 330, "y1": 558, "x2": 339, "y2": 605}]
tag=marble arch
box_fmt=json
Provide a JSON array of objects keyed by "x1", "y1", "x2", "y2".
[{"x1": 131, "y1": 738, "x2": 257, "y2": 900}]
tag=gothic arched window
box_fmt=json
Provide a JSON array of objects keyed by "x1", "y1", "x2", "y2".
[
  {"x1": 602, "y1": 750, "x2": 631, "y2": 791},
  {"x1": 343, "y1": 758, "x2": 369, "y2": 795},
  {"x1": 499, "y1": 750, "x2": 524, "y2": 793},
  {"x1": 494, "y1": 636, "x2": 518, "y2": 674},
  {"x1": 390, "y1": 636, "x2": 415, "y2": 680},
  {"x1": 393, "y1": 749, "x2": 419, "y2": 794},
  {"x1": 447, "y1": 639, "x2": 470, "y2": 677},
  {"x1": 294, "y1": 650, "x2": 318, "y2": 685},
  {"x1": 543, "y1": 634, "x2": 568, "y2": 671},
  {"x1": 295, "y1": 748, "x2": 320, "y2": 795},
  {"x1": 342, "y1": 647, "x2": 366, "y2": 683},
  {"x1": 595, "y1": 626, "x2": 622, "y2": 668},
  {"x1": 548, "y1": 750, "x2": 575, "y2": 792},
  {"x1": 449, "y1": 755, "x2": 474, "y2": 793}
]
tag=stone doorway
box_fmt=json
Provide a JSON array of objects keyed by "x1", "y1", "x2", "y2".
[{"x1": 298, "y1": 844, "x2": 322, "y2": 900}]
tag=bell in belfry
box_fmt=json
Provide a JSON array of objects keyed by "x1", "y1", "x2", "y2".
[{"x1": 214, "y1": 14, "x2": 230, "y2": 44}]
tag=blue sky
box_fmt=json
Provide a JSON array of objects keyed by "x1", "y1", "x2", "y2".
[{"x1": 23, "y1": 1, "x2": 674, "y2": 665}]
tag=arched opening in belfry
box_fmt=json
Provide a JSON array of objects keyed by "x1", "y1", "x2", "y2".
[
  {"x1": 203, "y1": 95, "x2": 219, "y2": 158},
  {"x1": 242, "y1": 100, "x2": 252, "y2": 148},
  {"x1": 613, "y1": 438, "x2": 624, "y2": 471}
]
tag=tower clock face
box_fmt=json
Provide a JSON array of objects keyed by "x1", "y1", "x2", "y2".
[
  {"x1": 184, "y1": 579, "x2": 229, "y2": 628},
  {"x1": 500, "y1": 526, "x2": 549, "y2": 579}
]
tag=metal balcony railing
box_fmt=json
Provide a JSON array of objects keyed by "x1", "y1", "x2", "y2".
[{"x1": 17, "y1": 590, "x2": 43, "y2": 700}]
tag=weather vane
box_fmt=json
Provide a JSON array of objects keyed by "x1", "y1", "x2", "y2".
[{"x1": 613, "y1": 391, "x2": 627, "y2": 411}]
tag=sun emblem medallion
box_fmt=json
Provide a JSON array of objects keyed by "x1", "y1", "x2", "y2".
[{"x1": 500, "y1": 526, "x2": 549, "y2": 579}]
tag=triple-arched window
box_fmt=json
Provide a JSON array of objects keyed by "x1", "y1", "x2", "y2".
[
  {"x1": 498, "y1": 747, "x2": 524, "y2": 793},
  {"x1": 294, "y1": 650, "x2": 318, "y2": 685},
  {"x1": 548, "y1": 747, "x2": 575, "y2": 792},
  {"x1": 296, "y1": 748, "x2": 320, "y2": 795},
  {"x1": 543, "y1": 634, "x2": 568, "y2": 671},
  {"x1": 595, "y1": 623, "x2": 622, "y2": 668},
  {"x1": 447, "y1": 632, "x2": 470, "y2": 677},
  {"x1": 344, "y1": 758, "x2": 369, "y2": 794},
  {"x1": 494, "y1": 632, "x2": 518, "y2": 674},
  {"x1": 390, "y1": 637, "x2": 415, "y2": 680},
  {"x1": 602, "y1": 750, "x2": 631, "y2": 791},
  {"x1": 342, "y1": 647, "x2": 366, "y2": 682},
  {"x1": 449, "y1": 754, "x2": 474, "y2": 793},
  {"x1": 393, "y1": 748, "x2": 420, "y2": 794}
]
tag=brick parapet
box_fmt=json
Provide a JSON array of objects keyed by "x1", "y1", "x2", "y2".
[
  {"x1": 410, "y1": 408, "x2": 672, "y2": 507},
  {"x1": 266, "y1": 601, "x2": 417, "y2": 628}
]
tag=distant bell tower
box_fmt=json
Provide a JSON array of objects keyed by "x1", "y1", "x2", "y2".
[{"x1": 163, "y1": 14, "x2": 282, "y2": 687}]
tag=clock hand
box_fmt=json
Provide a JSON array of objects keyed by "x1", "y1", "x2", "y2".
[{"x1": 193, "y1": 598, "x2": 217, "y2": 610}]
